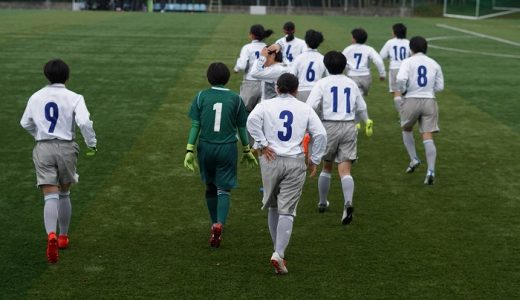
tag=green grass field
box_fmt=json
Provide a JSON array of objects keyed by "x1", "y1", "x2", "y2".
[{"x1": 1, "y1": 10, "x2": 519, "y2": 299}]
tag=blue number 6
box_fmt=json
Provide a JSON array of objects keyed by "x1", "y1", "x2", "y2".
[
  {"x1": 278, "y1": 110, "x2": 293, "y2": 141},
  {"x1": 45, "y1": 102, "x2": 59, "y2": 133}
]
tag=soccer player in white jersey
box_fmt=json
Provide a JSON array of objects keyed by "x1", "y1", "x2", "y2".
[
  {"x1": 380, "y1": 23, "x2": 411, "y2": 113},
  {"x1": 290, "y1": 29, "x2": 327, "y2": 102},
  {"x1": 274, "y1": 21, "x2": 307, "y2": 65},
  {"x1": 342, "y1": 28, "x2": 386, "y2": 97},
  {"x1": 20, "y1": 59, "x2": 97, "y2": 263},
  {"x1": 307, "y1": 51, "x2": 373, "y2": 224},
  {"x1": 234, "y1": 24, "x2": 274, "y2": 112},
  {"x1": 250, "y1": 46, "x2": 290, "y2": 100},
  {"x1": 247, "y1": 73, "x2": 327, "y2": 275},
  {"x1": 396, "y1": 36, "x2": 444, "y2": 185}
]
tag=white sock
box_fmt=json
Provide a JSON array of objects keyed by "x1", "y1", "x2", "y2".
[
  {"x1": 393, "y1": 96, "x2": 402, "y2": 112},
  {"x1": 340, "y1": 175, "x2": 354, "y2": 207},
  {"x1": 275, "y1": 215, "x2": 294, "y2": 259},
  {"x1": 423, "y1": 139, "x2": 437, "y2": 173},
  {"x1": 318, "y1": 172, "x2": 331, "y2": 205},
  {"x1": 58, "y1": 191, "x2": 72, "y2": 236},
  {"x1": 402, "y1": 131, "x2": 418, "y2": 162},
  {"x1": 44, "y1": 193, "x2": 59, "y2": 235},
  {"x1": 268, "y1": 207, "x2": 279, "y2": 250}
]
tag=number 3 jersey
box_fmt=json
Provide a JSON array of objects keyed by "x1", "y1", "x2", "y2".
[
  {"x1": 246, "y1": 94, "x2": 327, "y2": 165},
  {"x1": 189, "y1": 86, "x2": 248, "y2": 144},
  {"x1": 20, "y1": 84, "x2": 97, "y2": 147},
  {"x1": 396, "y1": 53, "x2": 444, "y2": 99}
]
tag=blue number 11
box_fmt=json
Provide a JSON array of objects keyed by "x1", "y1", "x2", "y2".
[{"x1": 331, "y1": 87, "x2": 351, "y2": 113}]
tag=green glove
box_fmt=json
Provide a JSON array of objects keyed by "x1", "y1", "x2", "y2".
[
  {"x1": 365, "y1": 119, "x2": 374, "y2": 137},
  {"x1": 241, "y1": 145, "x2": 258, "y2": 168},
  {"x1": 86, "y1": 146, "x2": 97, "y2": 156},
  {"x1": 184, "y1": 144, "x2": 198, "y2": 172}
]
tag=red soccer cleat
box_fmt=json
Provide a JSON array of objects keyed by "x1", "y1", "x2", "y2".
[
  {"x1": 58, "y1": 234, "x2": 69, "y2": 249},
  {"x1": 209, "y1": 223, "x2": 223, "y2": 248},
  {"x1": 47, "y1": 232, "x2": 59, "y2": 264}
]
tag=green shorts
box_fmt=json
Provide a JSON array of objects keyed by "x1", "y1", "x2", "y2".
[{"x1": 197, "y1": 141, "x2": 238, "y2": 190}]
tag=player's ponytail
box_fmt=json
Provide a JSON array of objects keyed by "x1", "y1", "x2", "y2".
[
  {"x1": 283, "y1": 21, "x2": 295, "y2": 42},
  {"x1": 263, "y1": 29, "x2": 274, "y2": 40},
  {"x1": 250, "y1": 24, "x2": 273, "y2": 41}
]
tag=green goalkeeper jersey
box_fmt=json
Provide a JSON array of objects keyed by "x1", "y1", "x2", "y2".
[{"x1": 188, "y1": 86, "x2": 248, "y2": 144}]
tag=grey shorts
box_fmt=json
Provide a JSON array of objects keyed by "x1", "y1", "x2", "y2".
[
  {"x1": 33, "y1": 140, "x2": 80, "y2": 186},
  {"x1": 260, "y1": 156, "x2": 307, "y2": 216},
  {"x1": 296, "y1": 90, "x2": 311, "y2": 102},
  {"x1": 350, "y1": 75, "x2": 372, "y2": 96},
  {"x1": 400, "y1": 97, "x2": 439, "y2": 133},
  {"x1": 388, "y1": 69, "x2": 399, "y2": 93},
  {"x1": 322, "y1": 121, "x2": 358, "y2": 163},
  {"x1": 240, "y1": 80, "x2": 262, "y2": 112}
]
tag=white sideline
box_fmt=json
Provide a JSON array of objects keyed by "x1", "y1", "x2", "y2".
[
  {"x1": 428, "y1": 44, "x2": 520, "y2": 59},
  {"x1": 436, "y1": 24, "x2": 520, "y2": 47}
]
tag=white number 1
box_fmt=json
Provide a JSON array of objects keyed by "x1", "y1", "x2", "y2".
[{"x1": 213, "y1": 102, "x2": 222, "y2": 132}]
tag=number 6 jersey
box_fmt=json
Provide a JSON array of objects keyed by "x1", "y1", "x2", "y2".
[{"x1": 20, "y1": 84, "x2": 97, "y2": 147}]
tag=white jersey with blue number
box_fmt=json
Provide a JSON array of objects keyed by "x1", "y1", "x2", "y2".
[
  {"x1": 396, "y1": 53, "x2": 444, "y2": 99},
  {"x1": 275, "y1": 36, "x2": 307, "y2": 65},
  {"x1": 306, "y1": 74, "x2": 367, "y2": 121},
  {"x1": 342, "y1": 44, "x2": 386, "y2": 77},
  {"x1": 379, "y1": 38, "x2": 411, "y2": 70},
  {"x1": 20, "y1": 84, "x2": 97, "y2": 147},
  {"x1": 290, "y1": 49, "x2": 327, "y2": 91},
  {"x1": 234, "y1": 40, "x2": 267, "y2": 81},
  {"x1": 247, "y1": 94, "x2": 327, "y2": 165}
]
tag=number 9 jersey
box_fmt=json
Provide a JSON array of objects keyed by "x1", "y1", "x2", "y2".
[{"x1": 20, "y1": 84, "x2": 97, "y2": 147}]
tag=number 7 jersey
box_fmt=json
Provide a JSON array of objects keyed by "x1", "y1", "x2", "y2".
[{"x1": 20, "y1": 84, "x2": 97, "y2": 147}]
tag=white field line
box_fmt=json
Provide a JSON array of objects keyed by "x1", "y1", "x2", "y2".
[
  {"x1": 428, "y1": 44, "x2": 520, "y2": 59},
  {"x1": 436, "y1": 24, "x2": 520, "y2": 47}
]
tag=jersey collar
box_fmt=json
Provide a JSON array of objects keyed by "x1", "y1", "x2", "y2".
[
  {"x1": 49, "y1": 83, "x2": 65, "y2": 88},
  {"x1": 211, "y1": 86, "x2": 230, "y2": 91}
]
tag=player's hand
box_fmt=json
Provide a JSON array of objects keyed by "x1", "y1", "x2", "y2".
[
  {"x1": 184, "y1": 152, "x2": 198, "y2": 172},
  {"x1": 261, "y1": 146, "x2": 276, "y2": 162},
  {"x1": 365, "y1": 119, "x2": 374, "y2": 137},
  {"x1": 241, "y1": 145, "x2": 258, "y2": 168},
  {"x1": 379, "y1": 76, "x2": 386, "y2": 81},
  {"x1": 267, "y1": 43, "x2": 281, "y2": 53},
  {"x1": 308, "y1": 162, "x2": 318, "y2": 177},
  {"x1": 86, "y1": 146, "x2": 97, "y2": 156}
]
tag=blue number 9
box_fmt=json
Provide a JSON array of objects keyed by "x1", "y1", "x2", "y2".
[
  {"x1": 45, "y1": 102, "x2": 59, "y2": 133},
  {"x1": 278, "y1": 110, "x2": 293, "y2": 141}
]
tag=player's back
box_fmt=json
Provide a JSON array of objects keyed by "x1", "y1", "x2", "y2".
[
  {"x1": 192, "y1": 87, "x2": 246, "y2": 143},
  {"x1": 342, "y1": 44, "x2": 382, "y2": 77},
  {"x1": 23, "y1": 84, "x2": 83, "y2": 141},
  {"x1": 276, "y1": 36, "x2": 307, "y2": 64},
  {"x1": 398, "y1": 53, "x2": 443, "y2": 98},
  {"x1": 291, "y1": 50, "x2": 326, "y2": 91},
  {"x1": 237, "y1": 41, "x2": 266, "y2": 80},
  {"x1": 380, "y1": 38, "x2": 410, "y2": 70}
]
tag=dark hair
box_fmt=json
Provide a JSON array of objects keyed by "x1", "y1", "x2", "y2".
[
  {"x1": 267, "y1": 45, "x2": 284, "y2": 63},
  {"x1": 44, "y1": 59, "x2": 69, "y2": 84},
  {"x1": 250, "y1": 24, "x2": 274, "y2": 41},
  {"x1": 323, "y1": 51, "x2": 347, "y2": 75},
  {"x1": 351, "y1": 28, "x2": 368, "y2": 44},
  {"x1": 283, "y1": 21, "x2": 295, "y2": 42},
  {"x1": 305, "y1": 30, "x2": 324, "y2": 49},
  {"x1": 207, "y1": 62, "x2": 230, "y2": 86},
  {"x1": 277, "y1": 73, "x2": 299, "y2": 94},
  {"x1": 393, "y1": 23, "x2": 407, "y2": 39},
  {"x1": 409, "y1": 36, "x2": 428, "y2": 54}
]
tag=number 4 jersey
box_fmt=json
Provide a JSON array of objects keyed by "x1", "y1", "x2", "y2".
[
  {"x1": 396, "y1": 53, "x2": 444, "y2": 99},
  {"x1": 189, "y1": 86, "x2": 248, "y2": 144},
  {"x1": 20, "y1": 84, "x2": 97, "y2": 147}
]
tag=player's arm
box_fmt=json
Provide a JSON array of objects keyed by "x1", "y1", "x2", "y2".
[
  {"x1": 305, "y1": 83, "x2": 322, "y2": 111},
  {"x1": 235, "y1": 99, "x2": 257, "y2": 167},
  {"x1": 434, "y1": 64, "x2": 444, "y2": 93},
  {"x1": 371, "y1": 48, "x2": 386, "y2": 79},
  {"x1": 379, "y1": 41, "x2": 389, "y2": 60},
  {"x1": 354, "y1": 92, "x2": 373, "y2": 137},
  {"x1": 184, "y1": 119, "x2": 200, "y2": 171},
  {"x1": 396, "y1": 61, "x2": 409, "y2": 94},
  {"x1": 234, "y1": 45, "x2": 249, "y2": 73},
  {"x1": 246, "y1": 103, "x2": 268, "y2": 150},
  {"x1": 307, "y1": 109, "x2": 327, "y2": 168},
  {"x1": 20, "y1": 100, "x2": 37, "y2": 137},
  {"x1": 74, "y1": 97, "x2": 97, "y2": 151}
]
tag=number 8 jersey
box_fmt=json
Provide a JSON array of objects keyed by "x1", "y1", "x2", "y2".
[
  {"x1": 20, "y1": 84, "x2": 97, "y2": 147},
  {"x1": 396, "y1": 53, "x2": 444, "y2": 99}
]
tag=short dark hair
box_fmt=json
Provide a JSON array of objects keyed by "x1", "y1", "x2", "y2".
[
  {"x1": 393, "y1": 23, "x2": 407, "y2": 39},
  {"x1": 207, "y1": 62, "x2": 230, "y2": 86},
  {"x1": 44, "y1": 59, "x2": 69, "y2": 84},
  {"x1": 305, "y1": 30, "x2": 324, "y2": 49},
  {"x1": 250, "y1": 24, "x2": 274, "y2": 41},
  {"x1": 351, "y1": 28, "x2": 368, "y2": 44},
  {"x1": 277, "y1": 73, "x2": 299, "y2": 94},
  {"x1": 409, "y1": 36, "x2": 428, "y2": 54},
  {"x1": 283, "y1": 21, "x2": 295, "y2": 42},
  {"x1": 323, "y1": 51, "x2": 347, "y2": 75},
  {"x1": 267, "y1": 45, "x2": 284, "y2": 63}
]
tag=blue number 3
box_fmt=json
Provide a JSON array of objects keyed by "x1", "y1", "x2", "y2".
[
  {"x1": 278, "y1": 110, "x2": 293, "y2": 141},
  {"x1": 45, "y1": 102, "x2": 59, "y2": 133}
]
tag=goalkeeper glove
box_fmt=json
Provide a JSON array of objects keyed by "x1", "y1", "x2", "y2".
[
  {"x1": 365, "y1": 119, "x2": 374, "y2": 137},
  {"x1": 86, "y1": 146, "x2": 97, "y2": 156},
  {"x1": 241, "y1": 145, "x2": 258, "y2": 168},
  {"x1": 184, "y1": 144, "x2": 198, "y2": 172}
]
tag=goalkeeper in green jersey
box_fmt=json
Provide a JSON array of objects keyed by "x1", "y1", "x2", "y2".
[{"x1": 184, "y1": 62, "x2": 257, "y2": 248}]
